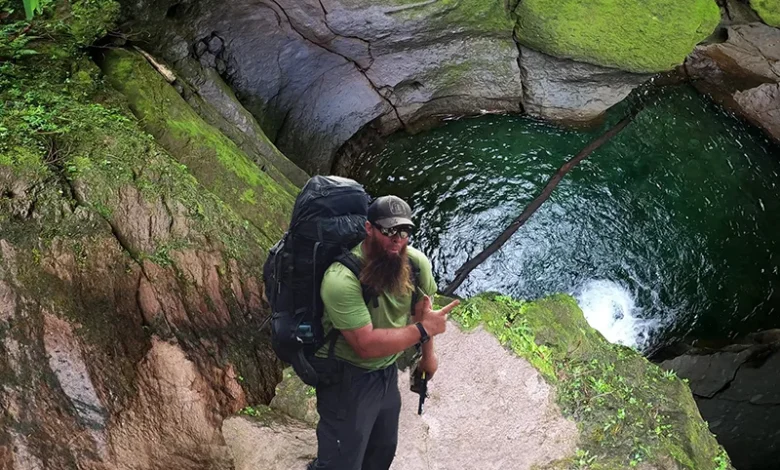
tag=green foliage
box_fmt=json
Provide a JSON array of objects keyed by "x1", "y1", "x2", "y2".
[
  {"x1": 239, "y1": 405, "x2": 265, "y2": 417},
  {"x1": 714, "y1": 449, "x2": 731, "y2": 470},
  {"x1": 0, "y1": 20, "x2": 40, "y2": 60},
  {"x1": 514, "y1": 0, "x2": 721, "y2": 73},
  {"x1": 0, "y1": 24, "x2": 278, "y2": 269},
  {"x1": 751, "y1": 0, "x2": 780, "y2": 26},
  {"x1": 69, "y1": 0, "x2": 120, "y2": 46},
  {"x1": 0, "y1": 57, "x2": 128, "y2": 178},
  {"x1": 573, "y1": 448, "x2": 597, "y2": 469},
  {"x1": 1, "y1": 0, "x2": 118, "y2": 56}
]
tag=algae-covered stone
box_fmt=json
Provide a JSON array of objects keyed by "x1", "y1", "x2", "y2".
[
  {"x1": 751, "y1": 0, "x2": 780, "y2": 26},
  {"x1": 269, "y1": 368, "x2": 319, "y2": 426},
  {"x1": 100, "y1": 49, "x2": 295, "y2": 242},
  {"x1": 514, "y1": 0, "x2": 721, "y2": 73}
]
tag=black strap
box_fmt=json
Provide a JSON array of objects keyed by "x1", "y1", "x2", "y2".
[
  {"x1": 325, "y1": 328, "x2": 340, "y2": 359},
  {"x1": 409, "y1": 260, "x2": 421, "y2": 318},
  {"x1": 335, "y1": 250, "x2": 373, "y2": 305}
]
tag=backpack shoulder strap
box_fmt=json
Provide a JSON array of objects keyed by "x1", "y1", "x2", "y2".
[{"x1": 409, "y1": 257, "x2": 421, "y2": 318}]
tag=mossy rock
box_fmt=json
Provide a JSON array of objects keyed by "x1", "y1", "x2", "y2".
[
  {"x1": 451, "y1": 293, "x2": 733, "y2": 469},
  {"x1": 1, "y1": 1, "x2": 287, "y2": 261},
  {"x1": 751, "y1": 0, "x2": 780, "y2": 26},
  {"x1": 100, "y1": 49, "x2": 295, "y2": 243},
  {"x1": 268, "y1": 368, "x2": 319, "y2": 427},
  {"x1": 514, "y1": 0, "x2": 721, "y2": 73}
]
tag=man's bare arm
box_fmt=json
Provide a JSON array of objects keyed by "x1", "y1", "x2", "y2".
[
  {"x1": 341, "y1": 323, "x2": 425, "y2": 359},
  {"x1": 341, "y1": 297, "x2": 458, "y2": 359}
]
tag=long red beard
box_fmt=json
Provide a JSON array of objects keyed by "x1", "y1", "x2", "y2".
[{"x1": 360, "y1": 235, "x2": 412, "y2": 298}]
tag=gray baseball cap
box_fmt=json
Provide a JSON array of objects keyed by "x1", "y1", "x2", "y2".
[{"x1": 368, "y1": 195, "x2": 415, "y2": 229}]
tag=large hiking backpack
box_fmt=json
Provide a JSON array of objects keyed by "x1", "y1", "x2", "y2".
[{"x1": 263, "y1": 176, "x2": 371, "y2": 386}]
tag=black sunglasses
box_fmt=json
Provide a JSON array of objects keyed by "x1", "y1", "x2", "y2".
[{"x1": 372, "y1": 223, "x2": 414, "y2": 239}]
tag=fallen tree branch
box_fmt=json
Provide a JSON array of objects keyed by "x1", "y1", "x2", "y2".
[
  {"x1": 442, "y1": 107, "x2": 643, "y2": 296},
  {"x1": 384, "y1": 0, "x2": 438, "y2": 14}
]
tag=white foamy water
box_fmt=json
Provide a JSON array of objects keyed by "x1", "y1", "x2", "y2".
[{"x1": 573, "y1": 279, "x2": 661, "y2": 351}]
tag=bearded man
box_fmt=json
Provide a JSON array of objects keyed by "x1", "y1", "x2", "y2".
[{"x1": 308, "y1": 195, "x2": 459, "y2": 470}]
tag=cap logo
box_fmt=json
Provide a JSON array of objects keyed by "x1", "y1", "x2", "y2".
[{"x1": 389, "y1": 200, "x2": 405, "y2": 215}]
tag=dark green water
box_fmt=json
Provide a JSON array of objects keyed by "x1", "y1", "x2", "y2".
[{"x1": 355, "y1": 86, "x2": 780, "y2": 351}]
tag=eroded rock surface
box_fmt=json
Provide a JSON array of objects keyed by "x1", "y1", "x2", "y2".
[
  {"x1": 0, "y1": 11, "x2": 293, "y2": 464},
  {"x1": 120, "y1": 0, "x2": 524, "y2": 173},
  {"x1": 687, "y1": 22, "x2": 780, "y2": 142},
  {"x1": 519, "y1": 46, "x2": 651, "y2": 122}
]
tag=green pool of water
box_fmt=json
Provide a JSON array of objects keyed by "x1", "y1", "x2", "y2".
[{"x1": 354, "y1": 85, "x2": 780, "y2": 351}]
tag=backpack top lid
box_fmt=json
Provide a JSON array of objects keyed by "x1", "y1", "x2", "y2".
[{"x1": 290, "y1": 176, "x2": 370, "y2": 227}]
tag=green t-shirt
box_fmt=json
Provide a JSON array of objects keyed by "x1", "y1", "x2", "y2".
[{"x1": 318, "y1": 242, "x2": 437, "y2": 370}]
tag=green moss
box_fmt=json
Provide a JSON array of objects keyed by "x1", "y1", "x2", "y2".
[
  {"x1": 239, "y1": 189, "x2": 257, "y2": 205},
  {"x1": 751, "y1": 0, "x2": 780, "y2": 26},
  {"x1": 68, "y1": 0, "x2": 121, "y2": 46},
  {"x1": 514, "y1": 0, "x2": 721, "y2": 73},
  {"x1": 100, "y1": 49, "x2": 295, "y2": 242},
  {"x1": 0, "y1": 11, "x2": 285, "y2": 264},
  {"x1": 238, "y1": 404, "x2": 307, "y2": 427},
  {"x1": 451, "y1": 294, "x2": 730, "y2": 469}
]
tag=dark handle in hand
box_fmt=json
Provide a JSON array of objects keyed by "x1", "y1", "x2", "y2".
[{"x1": 417, "y1": 371, "x2": 427, "y2": 415}]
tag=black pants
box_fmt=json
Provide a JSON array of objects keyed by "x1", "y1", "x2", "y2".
[{"x1": 311, "y1": 360, "x2": 401, "y2": 470}]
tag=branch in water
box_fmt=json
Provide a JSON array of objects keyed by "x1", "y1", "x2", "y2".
[{"x1": 442, "y1": 107, "x2": 643, "y2": 297}]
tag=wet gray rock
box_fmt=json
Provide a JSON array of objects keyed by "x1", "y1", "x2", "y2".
[
  {"x1": 172, "y1": 55, "x2": 310, "y2": 188},
  {"x1": 519, "y1": 46, "x2": 651, "y2": 123},
  {"x1": 117, "y1": 1, "x2": 677, "y2": 172},
  {"x1": 686, "y1": 23, "x2": 780, "y2": 142},
  {"x1": 719, "y1": 0, "x2": 762, "y2": 26},
  {"x1": 119, "y1": 0, "x2": 524, "y2": 174},
  {"x1": 733, "y1": 83, "x2": 780, "y2": 140}
]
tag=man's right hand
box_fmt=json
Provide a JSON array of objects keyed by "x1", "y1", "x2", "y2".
[{"x1": 418, "y1": 295, "x2": 459, "y2": 336}]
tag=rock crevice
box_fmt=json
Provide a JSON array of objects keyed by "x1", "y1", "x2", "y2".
[{"x1": 660, "y1": 332, "x2": 780, "y2": 470}]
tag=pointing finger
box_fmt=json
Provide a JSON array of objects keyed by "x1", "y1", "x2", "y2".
[{"x1": 436, "y1": 299, "x2": 460, "y2": 316}]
